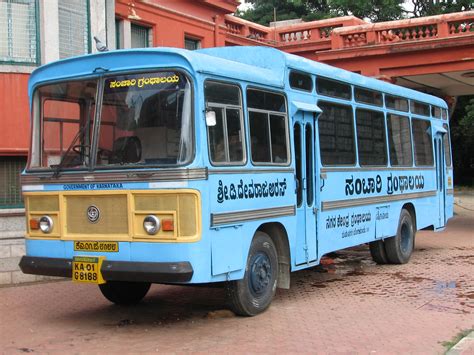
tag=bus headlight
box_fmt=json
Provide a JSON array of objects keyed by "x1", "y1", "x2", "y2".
[
  {"x1": 143, "y1": 215, "x2": 160, "y2": 235},
  {"x1": 39, "y1": 216, "x2": 53, "y2": 234}
]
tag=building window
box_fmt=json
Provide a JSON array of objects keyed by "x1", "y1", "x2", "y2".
[
  {"x1": 115, "y1": 19, "x2": 121, "y2": 49},
  {"x1": 131, "y1": 23, "x2": 149, "y2": 48},
  {"x1": 0, "y1": 0, "x2": 38, "y2": 64},
  {"x1": 0, "y1": 157, "x2": 26, "y2": 209},
  {"x1": 184, "y1": 37, "x2": 201, "y2": 50},
  {"x1": 58, "y1": 0, "x2": 89, "y2": 58}
]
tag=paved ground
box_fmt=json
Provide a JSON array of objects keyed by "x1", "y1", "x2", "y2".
[{"x1": 0, "y1": 207, "x2": 472, "y2": 354}]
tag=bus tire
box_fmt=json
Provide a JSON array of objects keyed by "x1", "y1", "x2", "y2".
[
  {"x1": 99, "y1": 281, "x2": 151, "y2": 305},
  {"x1": 385, "y1": 209, "x2": 415, "y2": 264},
  {"x1": 226, "y1": 231, "x2": 278, "y2": 316},
  {"x1": 369, "y1": 240, "x2": 388, "y2": 264}
]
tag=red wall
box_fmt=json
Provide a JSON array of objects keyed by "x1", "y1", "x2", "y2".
[
  {"x1": 0, "y1": 73, "x2": 30, "y2": 155},
  {"x1": 116, "y1": 0, "x2": 228, "y2": 48}
]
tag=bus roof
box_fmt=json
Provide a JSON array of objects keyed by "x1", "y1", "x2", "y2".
[
  {"x1": 29, "y1": 46, "x2": 446, "y2": 108},
  {"x1": 28, "y1": 47, "x2": 282, "y2": 96},
  {"x1": 198, "y1": 46, "x2": 447, "y2": 108}
]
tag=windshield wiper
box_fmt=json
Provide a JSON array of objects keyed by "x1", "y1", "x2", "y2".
[{"x1": 51, "y1": 125, "x2": 88, "y2": 178}]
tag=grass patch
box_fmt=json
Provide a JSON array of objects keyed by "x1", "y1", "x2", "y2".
[{"x1": 441, "y1": 327, "x2": 473, "y2": 353}]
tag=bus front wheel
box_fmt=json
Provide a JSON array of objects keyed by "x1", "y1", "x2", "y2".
[
  {"x1": 385, "y1": 209, "x2": 415, "y2": 264},
  {"x1": 226, "y1": 232, "x2": 278, "y2": 316},
  {"x1": 99, "y1": 281, "x2": 151, "y2": 305}
]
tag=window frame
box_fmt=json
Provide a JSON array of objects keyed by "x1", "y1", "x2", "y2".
[
  {"x1": 205, "y1": 80, "x2": 246, "y2": 167},
  {"x1": 28, "y1": 68, "x2": 196, "y2": 172},
  {"x1": 0, "y1": 0, "x2": 40, "y2": 65},
  {"x1": 58, "y1": 0, "x2": 91, "y2": 59},
  {"x1": 354, "y1": 87, "x2": 383, "y2": 107},
  {"x1": 316, "y1": 76, "x2": 352, "y2": 101},
  {"x1": 442, "y1": 123, "x2": 452, "y2": 167},
  {"x1": 0, "y1": 156, "x2": 27, "y2": 209},
  {"x1": 386, "y1": 113, "x2": 413, "y2": 167},
  {"x1": 247, "y1": 87, "x2": 290, "y2": 167},
  {"x1": 411, "y1": 117, "x2": 434, "y2": 167},
  {"x1": 385, "y1": 94, "x2": 409, "y2": 112},
  {"x1": 289, "y1": 70, "x2": 313, "y2": 92},
  {"x1": 317, "y1": 100, "x2": 357, "y2": 167},
  {"x1": 410, "y1": 100, "x2": 430, "y2": 117},
  {"x1": 431, "y1": 105, "x2": 442, "y2": 119},
  {"x1": 355, "y1": 107, "x2": 388, "y2": 167},
  {"x1": 130, "y1": 22, "x2": 151, "y2": 48},
  {"x1": 184, "y1": 35, "x2": 202, "y2": 51}
]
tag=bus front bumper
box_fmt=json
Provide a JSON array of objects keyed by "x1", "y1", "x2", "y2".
[{"x1": 19, "y1": 256, "x2": 194, "y2": 283}]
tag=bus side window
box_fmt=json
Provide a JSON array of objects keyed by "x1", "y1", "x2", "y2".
[
  {"x1": 443, "y1": 123, "x2": 452, "y2": 167},
  {"x1": 387, "y1": 114, "x2": 413, "y2": 167},
  {"x1": 247, "y1": 89, "x2": 288, "y2": 165},
  {"x1": 356, "y1": 108, "x2": 387, "y2": 166},
  {"x1": 385, "y1": 95, "x2": 409, "y2": 112},
  {"x1": 412, "y1": 118, "x2": 434, "y2": 166},
  {"x1": 411, "y1": 101, "x2": 430, "y2": 116},
  {"x1": 318, "y1": 101, "x2": 355, "y2": 166},
  {"x1": 205, "y1": 81, "x2": 245, "y2": 165}
]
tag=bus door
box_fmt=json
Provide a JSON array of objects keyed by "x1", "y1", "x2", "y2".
[
  {"x1": 294, "y1": 111, "x2": 318, "y2": 265},
  {"x1": 434, "y1": 133, "x2": 446, "y2": 227}
]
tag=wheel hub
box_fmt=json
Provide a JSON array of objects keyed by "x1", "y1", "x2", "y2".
[
  {"x1": 249, "y1": 253, "x2": 272, "y2": 296},
  {"x1": 400, "y1": 221, "x2": 411, "y2": 253}
]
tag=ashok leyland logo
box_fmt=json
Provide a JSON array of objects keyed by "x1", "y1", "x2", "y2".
[{"x1": 87, "y1": 205, "x2": 100, "y2": 223}]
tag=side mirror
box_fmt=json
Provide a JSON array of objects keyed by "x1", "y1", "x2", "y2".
[{"x1": 205, "y1": 110, "x2": 217, "y2": 127}]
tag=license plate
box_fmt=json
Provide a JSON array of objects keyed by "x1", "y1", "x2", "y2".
[
  {"x1": 72, "y1": 256, "x2": 106, "y2": 284},
  {"x1": 74, "y1": 241, "x2": 119, "y2": 253}
]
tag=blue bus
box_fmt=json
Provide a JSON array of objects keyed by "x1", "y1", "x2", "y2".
[{"x1": 19, "y1": 46, "x2": 453, "y2": 316}]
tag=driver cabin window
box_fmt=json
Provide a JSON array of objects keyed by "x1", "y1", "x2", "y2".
[{"x1": 30, "y1": 80, "x2": 98, "y2": 169}]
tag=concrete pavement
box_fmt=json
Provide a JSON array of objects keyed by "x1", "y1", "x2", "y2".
[
  {"x1": 454, "y1": 190, "x2": 474, "y2": 211},
  {"x1": 0, "y1": 204, "x2": 472, "y2": 354}
]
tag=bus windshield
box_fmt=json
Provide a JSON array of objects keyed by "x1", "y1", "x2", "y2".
[
  {"x1": 29, "y1": 71, "x2": 193, "y2": 171},
  {"x1": 96, "y1": 72, "x2": 193, "y2": 167}
]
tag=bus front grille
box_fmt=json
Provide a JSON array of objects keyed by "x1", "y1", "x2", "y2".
[{"x1": 65, "y1": 195, "x2": 129, "y2": 237}]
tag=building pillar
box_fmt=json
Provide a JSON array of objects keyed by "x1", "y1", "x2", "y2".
[
  {"x1": 40, "y1": 0, "x2": 59, "y2": 64},
  {"x1": 213, "y1": 15, "x2": 226, "y2": 47},
  {"x1": 119, "y1": 20, "x2": 132, "y2": 49},
  {"x1": 105, "y1": 0, "x2": 116, "y2": 50},
  {"x1": 89, "y1": 0, "x2": 107, "y2": 53}
]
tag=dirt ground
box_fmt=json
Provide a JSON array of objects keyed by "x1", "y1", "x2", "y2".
[{"x1": 0, "y1": 207, "x2": 472, "y2": 354}]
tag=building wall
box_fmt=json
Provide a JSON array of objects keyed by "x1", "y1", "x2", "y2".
[
  {"x1": 0, "y1": 73, "x2": 30, "y2": 156},
  {"x1": 0, "y1": 0, "x2": 113, "y2": 285},
  {"x1": 0, "y1": 0, "x2": 239, "y2": 285},
  {"x1": 115, "y1": 0, "x2": 229, "y2": 49}
]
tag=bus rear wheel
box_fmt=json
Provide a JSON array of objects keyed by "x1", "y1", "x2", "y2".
[
  {"x1": 369, "y1": 240, "x2": 389, "y2": 264},
  {"x1": 226, "y1": 232, "x2": 278, "y2": 316},
  {"x1": 385, "y1": 209, "x2": 415, "y2": 264},
  {"x1": 99, "y1": 281, "x2": 151, "y2": 305}
]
